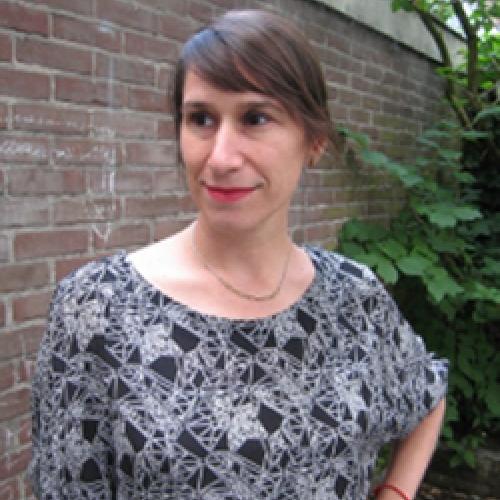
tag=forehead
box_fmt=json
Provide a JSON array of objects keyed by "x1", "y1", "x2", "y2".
[{"x1": 182, "y1": 70, "x2": 288, "y2": 111}]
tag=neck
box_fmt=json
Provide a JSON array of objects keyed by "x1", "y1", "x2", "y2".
[{"x1": 189, "y1": 215, "x2": 294, "y2": 284}]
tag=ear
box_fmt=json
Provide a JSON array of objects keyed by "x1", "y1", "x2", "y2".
[{"x1": 307, "y1": 136, "x2": 327, "y2": 167}]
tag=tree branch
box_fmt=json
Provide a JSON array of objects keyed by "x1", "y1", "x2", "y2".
[{"x1": 451, "y1": 0, "x2": 480, "y2": 105}]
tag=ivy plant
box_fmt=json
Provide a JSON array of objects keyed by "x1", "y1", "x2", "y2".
[{"x1": 336, "y1": 0, "x2": 500, "y2": 468}]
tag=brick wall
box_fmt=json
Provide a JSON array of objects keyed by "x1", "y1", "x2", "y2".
[{"x1": 0, "y1": 0, "x2": 445, "y2": 497}]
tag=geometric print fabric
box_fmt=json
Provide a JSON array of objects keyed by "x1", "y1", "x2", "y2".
[{"x1": 29, "y1": 246, "x2": 448, "y2": 499}]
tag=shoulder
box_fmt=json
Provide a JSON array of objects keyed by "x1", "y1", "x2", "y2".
[
  {"x1": 306, "y1": 245, "x2": 379, "y2": 288},
  {"x1": 52, "y1": 249, "x2": 130, "y2": 311}
]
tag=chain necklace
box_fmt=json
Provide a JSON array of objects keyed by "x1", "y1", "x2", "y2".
[{"x1": 191, "y1": 226, "x2": 293, "y2": 302}]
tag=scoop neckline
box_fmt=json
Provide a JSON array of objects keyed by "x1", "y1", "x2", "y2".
[{"x1": 117, "y1": 245, "x2": 323, "y2": 324}]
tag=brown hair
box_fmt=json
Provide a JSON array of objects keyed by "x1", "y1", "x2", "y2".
[{"x1": 171, "y1": 9, "x2": 333, "y2": 148}]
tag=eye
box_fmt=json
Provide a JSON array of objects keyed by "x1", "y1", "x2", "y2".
[
  {"x1": 186, "y1": 111, "x2": 215, "y2": 127},
  {"x1": 243, "y1": 110, "x2": 270, "y2": 126}
]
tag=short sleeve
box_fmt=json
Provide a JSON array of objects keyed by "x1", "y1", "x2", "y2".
[
  {"x1": 29, "y1": 279, "x2": 117, "y2": 499},
  {"x1": 364, "y1": 270, "x2": 449, "y2": 441}
]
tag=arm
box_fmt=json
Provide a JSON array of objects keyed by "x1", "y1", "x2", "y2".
[
  {"x1": 29, "y1": 282, "x2": 116, "y2": 499},
  {"x1": 376, "y1": 398, "x2": 446, "y2": 500}
]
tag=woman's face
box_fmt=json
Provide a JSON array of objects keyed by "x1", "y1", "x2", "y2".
[{"x1": 180, "y1": 69, "x2": 322, "y2": 235}]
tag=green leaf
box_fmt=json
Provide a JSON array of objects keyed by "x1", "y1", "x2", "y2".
[
  {"x1": 482, "y1": 257, "x2": 500, "y2": 276},
  {"x1": 397, "y1": 253, "x2": 433, "y2": 276},
  {"x1": 485, "y1": 386, "x2": 500, "y2": 416},
  {"x1": 360, "y1": 149, "x2": 388, "y2": 167},
  {"x1": 464, "y1": 450, "x2": 476, "y2": 468},
  {"x1": 341, "y1": 220, "x2": 387, "y2": 242},
  {"x1": 423, "y1": 266, "x2": 463, "y2": 302},
  {"x1": 429, "y1": 233, "x2": 466, "y2": 253},
  {"x1": 428, "y1": 210, "x2": 457, "y2": 228},
  {"x1": 452, "y1": 206, "x2": 482, "y2": 221},
  {"x1": 473, "y1": 105, "x2": 500, "y2": 124},
  {"x1": 375, "y1": 256, "x2": 398, "y2": 284},
  {"x1": 337, "y1": 126, "x2": 370, "y2": 148},
  {"x1": 340, "y1": 241, "x2": 365, "y2": 257},
  {"x1": 376, "y1": 239, "x2": 407, "y2": 260},
  {"x1": 438, "y1": 149, "x2": 461, "y2": 162},
  {"x1": 459, "y1": 130, "x2": 491, "y2": 140}
]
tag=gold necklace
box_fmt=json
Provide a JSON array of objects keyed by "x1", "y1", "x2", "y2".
[{"x1": 191, "y1": 226, "x2": 293, "y2": 302}]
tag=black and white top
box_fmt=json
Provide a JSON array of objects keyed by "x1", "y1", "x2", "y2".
[{"x1": 29, "y1": 246, "x2": 448, "y2": 500}]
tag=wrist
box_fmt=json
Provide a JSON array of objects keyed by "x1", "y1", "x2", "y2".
[{"x1": 373, "y1": 483, "x2": 411, "y2": 500}]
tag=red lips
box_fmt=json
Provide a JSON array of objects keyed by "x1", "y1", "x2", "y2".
[{"x1": 204, "y1": 185, "x2": 256, "y2": 203}]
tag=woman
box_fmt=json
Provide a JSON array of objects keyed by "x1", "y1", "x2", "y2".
[{"x1": 30, "y1": 10, "x2": 448, "y2": 500}]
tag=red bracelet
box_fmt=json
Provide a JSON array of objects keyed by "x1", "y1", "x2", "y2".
[{"x1": 373, "y1": 483, "x2": 410, "y2": 500}]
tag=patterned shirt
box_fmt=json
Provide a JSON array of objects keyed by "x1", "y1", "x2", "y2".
[{"x1": 29, "y1": 246, "x2": 448, "y2": 499}]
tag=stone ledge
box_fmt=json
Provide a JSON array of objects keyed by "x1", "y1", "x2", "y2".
[{"x1": 314, "y1": 0, "x2": 465, "y2": 64}]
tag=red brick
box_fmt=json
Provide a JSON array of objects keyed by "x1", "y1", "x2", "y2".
[
  {"x1": 126, "y1": 142, "x2": 175, "y2": 166},
  {"x1": 17, "y1": 37, "x2": 92, "y2": 76},
  {"x1": 96, "y1": 53, "x2": 155, "y2": 86},
  {"x1": 13, "y1": 291, "x2": 53, "y2": 323},
  {"x1": 382, "y1": 71, "x2": 402, "y2": 87},
  {"x1": 0, "y1": 262, "x2": 49, "y2": 293},
  {"x1": 188, "y1": 0, "x2": 215, "y2": 23},
  {"x1": 0, "y1": 389, "x2": 31, "y2": 423},
  {"x1": 364, "y1": 64, "x2": 383, "y2": 82},
  {"x1": 0, "y1": 477, "x2": 20, "y2": 500},
  {"x1": 19, "y1": 358, "x2": 36, "y2": 384},
  {"x1": 330, "y1": 103, "x2": 348, "y2": 121},
  {"x1": 157, "y1": 119, "x2": 175, "y2": 140},
  {"x1": 18, "y1": 415, "x2": 32, "y2": 444},
  {"x1": 93, "y1": 111, "x2": 156, "y2": 139},
  {"x1": 0, "y1": 2, "x2": 48, "y2": 36},
  {"x1": 0, "y1": 199, "x2": 49, "y2": 228},
  {"x1": 0, "y1": 103, "x2": 7, "y2": 129},
  {"x1": 53, "y1": 139, "x2": 121, "y2": 166},
  {"x1": 336, "y1": 89, "x2": 361, "y2": 107},
  {"x1": 349, "y1": 108, "x2": 371, "y2": 124},
  {"x1": 157, "y1": 67, "x2": 172, "y2": 90},
  {"x1": 53, "y1": 14, "x2": 121, "y2": 52},
  {"x1": 112, "y1": 170, "x2": 154, "y2": 193},
  {"x1": 324, "y1": 67, "x2": 348, "y2": 86},
  {"x1": 156, "y1": 13, "x2": 196, "y2": 41},
  {"x1": 154, "y1": 217, "x2": 191, "y2": 240},
  {"x1": 23, "y1": 324, "x2": 46, "y2": 357},
  {"x1": 13, "y1": 104, "x2": 89, "y2": 135},
  {"x1": 0, "y1": 33, "x2": 12, "y2": 61},
  {"x1": 0, "y1": 325, "x2": 44, "y2": 362},
  {"x1": 0, "y1": 363, "x2": 14, "y2": 391},
  {"x1": 26, "y1": 0, "x2": 92, "y2": 15},
  {"x1": 125, "y1": 32, "x2": 178, "y2": 63},
  {"x1": 0, "y1": 136, "x2": 49, "y2": 163},
  {"x1": 128, "y1": 88, "x2": 169, "y2": 113},
  {"x1": 9, "y1": 169, "x2": 84, "y2": 196},
  {"x1": 56, "y1": 76, "x2": 127, "y2": 108},
  {"x1": 152, "y1": 168, "x2": 184, "y2": 192},
  {"x1": 124, "y1": 194, "x2": 189, "y2": 218},
  {"x1": 55, "y1": 256, "x2": 95, "y2": 280},
  {"x1": 0, "y1": 236, "x2": 9, "y2": 262},
  {"x1": 362, "y1": 96, "x2": 382, "y2": 112},
  {"x1": 140, "y1": 0, "x2": 187, "y2": 15},
  {"x1": 0, "y1": 302, "x2": 5, "y2": 327},
  {"x1": 14, "y1": 229, "x2": 88, "y2": 260},
  {"x1": 326, "y1": 32, "x2": 350, "y2": 54},
  {"x1": 53, "y1": 198, "x2": 119, "y2": 224},
  {"x1": 88, "y1": 168, "x2": 154, "y2": 194},
  {"x1": 351, "y1": 76, "x2": 373, "y2": 93},
  {"x1": 93, "y1": 223, "x2": 150, "y2": 250},
  {"x1": 0, "y1": 69, "x2": 50, "y2": 100},
  {"x1": 97, "y1": 0, "x2": 156, "y2": 32}
]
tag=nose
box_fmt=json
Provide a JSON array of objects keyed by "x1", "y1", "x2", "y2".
[{"x1": 207, "y1": 120, "x2": 244, "y2": 174}]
